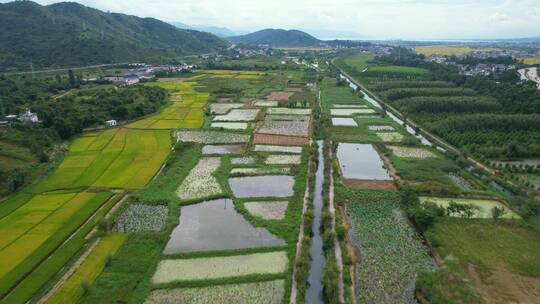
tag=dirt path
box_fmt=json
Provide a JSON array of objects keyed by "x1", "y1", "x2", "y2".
[
  {"x1": 290, "y1": 148, "x2": 312, "y2": 304},
  {"x1": 328, "y1": 149, "x2": 345, "y2": 303},
  {"x1": 37, "y1": 239, "x2": 100, "y2": 304}
]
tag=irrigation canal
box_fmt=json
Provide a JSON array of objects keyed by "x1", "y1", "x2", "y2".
[{"x1": 306, "y1": 140, "x2": 326, "y2": 303}]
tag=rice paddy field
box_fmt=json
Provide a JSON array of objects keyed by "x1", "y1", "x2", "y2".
[{"x1": 46, "y1": 68, "x2": 313, "y2": 304}]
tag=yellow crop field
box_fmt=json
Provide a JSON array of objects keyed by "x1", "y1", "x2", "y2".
[
  {"x1": 0, "y1": 192, "x2": 111, "y2": 295},
  {"x1": 414, "y1": 46, "x2": 500, "y2": 57},
  {"x1": 521, "y1": 57, "x2": 540, "y2": 65}
]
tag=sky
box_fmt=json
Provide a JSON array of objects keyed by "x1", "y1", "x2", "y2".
[{"x1": 4, "y1": 0, "x2": 540, "y2": 40}]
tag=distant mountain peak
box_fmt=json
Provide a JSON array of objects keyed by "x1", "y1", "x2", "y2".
[{"x1": 228, "y1": 28, "x2": 322, "y2": 47}]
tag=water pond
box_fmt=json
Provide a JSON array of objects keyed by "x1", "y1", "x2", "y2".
[
  {"x1": 229, "y1": 175, "x2": 295, "y2": 198},
  {"x1": 163, "y1": 199, "x2": 284, "y2": 253},
  {"x1": 337, "y1": 143, "x2": 392, "y2": 180}
]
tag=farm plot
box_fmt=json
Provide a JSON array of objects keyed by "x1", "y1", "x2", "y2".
[
  {"x1": 376, "y1": 132, "x2": 404, "y2": 142},
  {"x1": 231, "y1": 156, "x2": 256, "y2": 165},
  {"x1": 45, "y1": 234, "x2": 127, "y2": 304},
  {"x1": 145, "y1": 280, "x2": 285, "y2": 304},
  {"x1": 340, "y1": 188, "x2": 433, "y2": 303},
  {"x1": 265, "y1": 155, "x2": 302, "y2": 165},
  {"x1": 254, "y1": 145, "x2": 302, "y2": 154},
  {"x1": 30, "y1": 128, "x2": 171, "y2": 192},
  {"x1": 213, "y1": 109, "x2": 260, "y2": 122},
  {"x1": 210, "y1": 122, "x2": 248, "y2": 130},
  {"x1": 368, "y1": 125, "x2": 395, "y2": 131},
  {"x1": 244, "y1": 201, "x2": 288, "y2": 220},
  {"x1": 266, "y1": 92, "x2": 293, "y2": 101},
  {"x1": 419, "y1": 197, "x2": 520, "y2": 219},
  {"x1": 209, "y1": 103, "x2": 244, "y2": 115},
  {"x1": 231, "y1": 167, "x2": 291, "y2": 175},
  {"x1": 387, "y1": 145, "x2": 437, "y2": 159},
  {"x1": 202, "y1": 145, "x2": 244, "y2": 155},
  {"x1": 0, "y1": 192, "x2": 112, "y2": 297},
  {"x1": 255, "y1": 100, "x2": 279, "y2": 107},
  {"x1": 332, "y1": 118, "x2": 358, "y2": 127},
  {"x1": 253, "y1": 134, "x2": 310, "y2": 146},
  {"x1": 176, "y1": 157, "x2": 223, "y2": 201},
  {"x1": 266, "y1": 114, "x2": 310, "y2": 121},
  {"x1": 331, "y1": 109, "x2": 377, "y2": 116},
  {"x1": 176, "y1": 130, "x2": 250, "y2": 144},
  {"x1": 113, "y1": 204, "x2": 168, "y2": 233},
  {"x1": 163, "y1": 199, "x2": 284, "y2": 253},
  {"x1": 333, "y1": 104, "x2": 368, "y2": 108},
  {"x1": 229, "y1": 176, "x2": 295, "y2": 198},
  {"x1": 128, "y1": 81, "x2": 208, "y2": 129},
  {"x1": 152, "y1": 251, "x2": 288, "y2": 283},
  {"x1": 267, "y1": 108, "x2": 312, "y2": 115},
  {"x1": 258, "y1": 117, "x2": 310, "y2": 137}
]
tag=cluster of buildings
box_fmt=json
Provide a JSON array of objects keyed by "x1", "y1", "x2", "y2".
[
  {"x1": 455, "y1": 63, "x2": 517, "y2": 77},
  {"x1": 0, "y1": 109, "x2": 39, "y2": 130},
  {"x1": 103, "y1": 63, "x2": 196, "y2": 86}
]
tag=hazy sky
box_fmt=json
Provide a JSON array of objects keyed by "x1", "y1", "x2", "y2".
[{"x1": 5, "y1": 0, "x2": 540, "y2": 39}]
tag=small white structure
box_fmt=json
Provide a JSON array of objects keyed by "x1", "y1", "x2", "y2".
[
  {"x1": 105, "y1": 120, "x2": 117, "y2": 127},
  {"x1": 19, "y1": 109, "x2": 39, "y2": 123}
]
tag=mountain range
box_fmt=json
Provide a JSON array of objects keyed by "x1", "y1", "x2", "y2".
[
  {"x1": 170, "y1": 22, "x2": 240, "y2": 38},
  {"x1": 0, "y1": 1, "x2": 229, "y2": 70}
]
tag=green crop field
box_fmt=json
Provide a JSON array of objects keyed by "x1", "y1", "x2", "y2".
[{"x1": 47, "y1": 233, "x2": 127, "y2": 304}]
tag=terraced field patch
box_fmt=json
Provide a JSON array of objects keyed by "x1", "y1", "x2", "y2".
[
  {"x1": 176, "y1": 130, "x2": 250, "y2": 144},
  {"x1": 267, "y1": 108, "x2": 312, "y2": 115},
  {"x1": 177, "y1": 157, "x2": 222, "y2": 201},
  {"x1": 332, "y1": 118, "x2": 358, "y2": 127},
  {"x1": 244, "y1": 201, "x2": 288, "y2": 220},
  {"x1": 213, "y1": 109, "x2": 260, "y2": 122},
  {"x1": 265, "y1": 154, "x2": 302, "y2": 165},
  {"x1": 202, "y1": 144, "x2": 244, "y2": 155},
  {"x1": 210, "y1": 122, "x2": 248, "y2": 130},
  {"x1": 254, "y1": 145, "x2": 302, "y2": 154},
  {"x1": 419, "y1": 197, "x2": 520, "y2": 219},
  {"x1": 209, "y1": 103, "x2": 244, "y2": 115},
  {"x1": 331, "y1": 109, "x2": 377, "y2": 116},
  {"x1": 163, "y1": 199, "x2": 284, "y2": 253},
  {"x1": 376, "y1": 132, "x2": 404, "y2": 142},
  {"x1": 387, "y1": 145, "x2": 437, "y2": 159},
  {"x1": 145, "y1": 280, "x2": 285, "y2": 304},
  {"x1": 113, "y1": 204, "x2": 168, "y2": 233},
  {"x1": 258, "y1": 118, "x2": 310, "y2": 137},
  {"x1": 152, "y1": 251, "x2": 288, "y2": 283}
]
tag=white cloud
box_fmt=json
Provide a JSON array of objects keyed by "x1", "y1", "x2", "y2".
[{"x1": 2, "y1": 0, "x2": 539, "y2": 39}]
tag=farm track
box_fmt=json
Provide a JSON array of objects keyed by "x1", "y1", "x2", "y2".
[
  {"x1": 290, "y1": 140, "x2": 313, "y2": 304},
  {"x1": 328, "y1": 148, "x2": 345, "y2": 303}
]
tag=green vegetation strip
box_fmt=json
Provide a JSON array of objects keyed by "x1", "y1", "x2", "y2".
[{"x1": 46, "y1": 234, "x2": 127, "y2": 304}]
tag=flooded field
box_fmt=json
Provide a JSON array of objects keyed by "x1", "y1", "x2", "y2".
[
  {"x1": 337, "y1": 143, "x2": 392, "y2": 180},
  {"x1": 202, "y1": 144, "x2": 244, "y2": 155},
  {"x1": 229, "y1": 175, "x2": 295, "y2": 198},
  {"x1": 164, "y1": 199, "x2": 284, "y2": 253},
  {"x1": 332, "y1": 118, "x2": 358, "y2": 127}
]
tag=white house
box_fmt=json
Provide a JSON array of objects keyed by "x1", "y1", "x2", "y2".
[
  {"x1": 19, "y1": 109, "x2": 39, "y2": 123},
  {"x1": 105, "y1": 120, "x2": 117, "y2": 127}
]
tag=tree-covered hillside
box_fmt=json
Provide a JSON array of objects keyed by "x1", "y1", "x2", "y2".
[
  {"x1": 0, "y1": 1, "x2": 229, "y2": 70},
  {"x1": 228, "y1": 29, "x2": 322, "y2": 47}
]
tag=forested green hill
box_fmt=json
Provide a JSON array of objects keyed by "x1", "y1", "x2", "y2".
[{"x1": 0, "y1": 1, "x2": 229, "y2": 70}]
